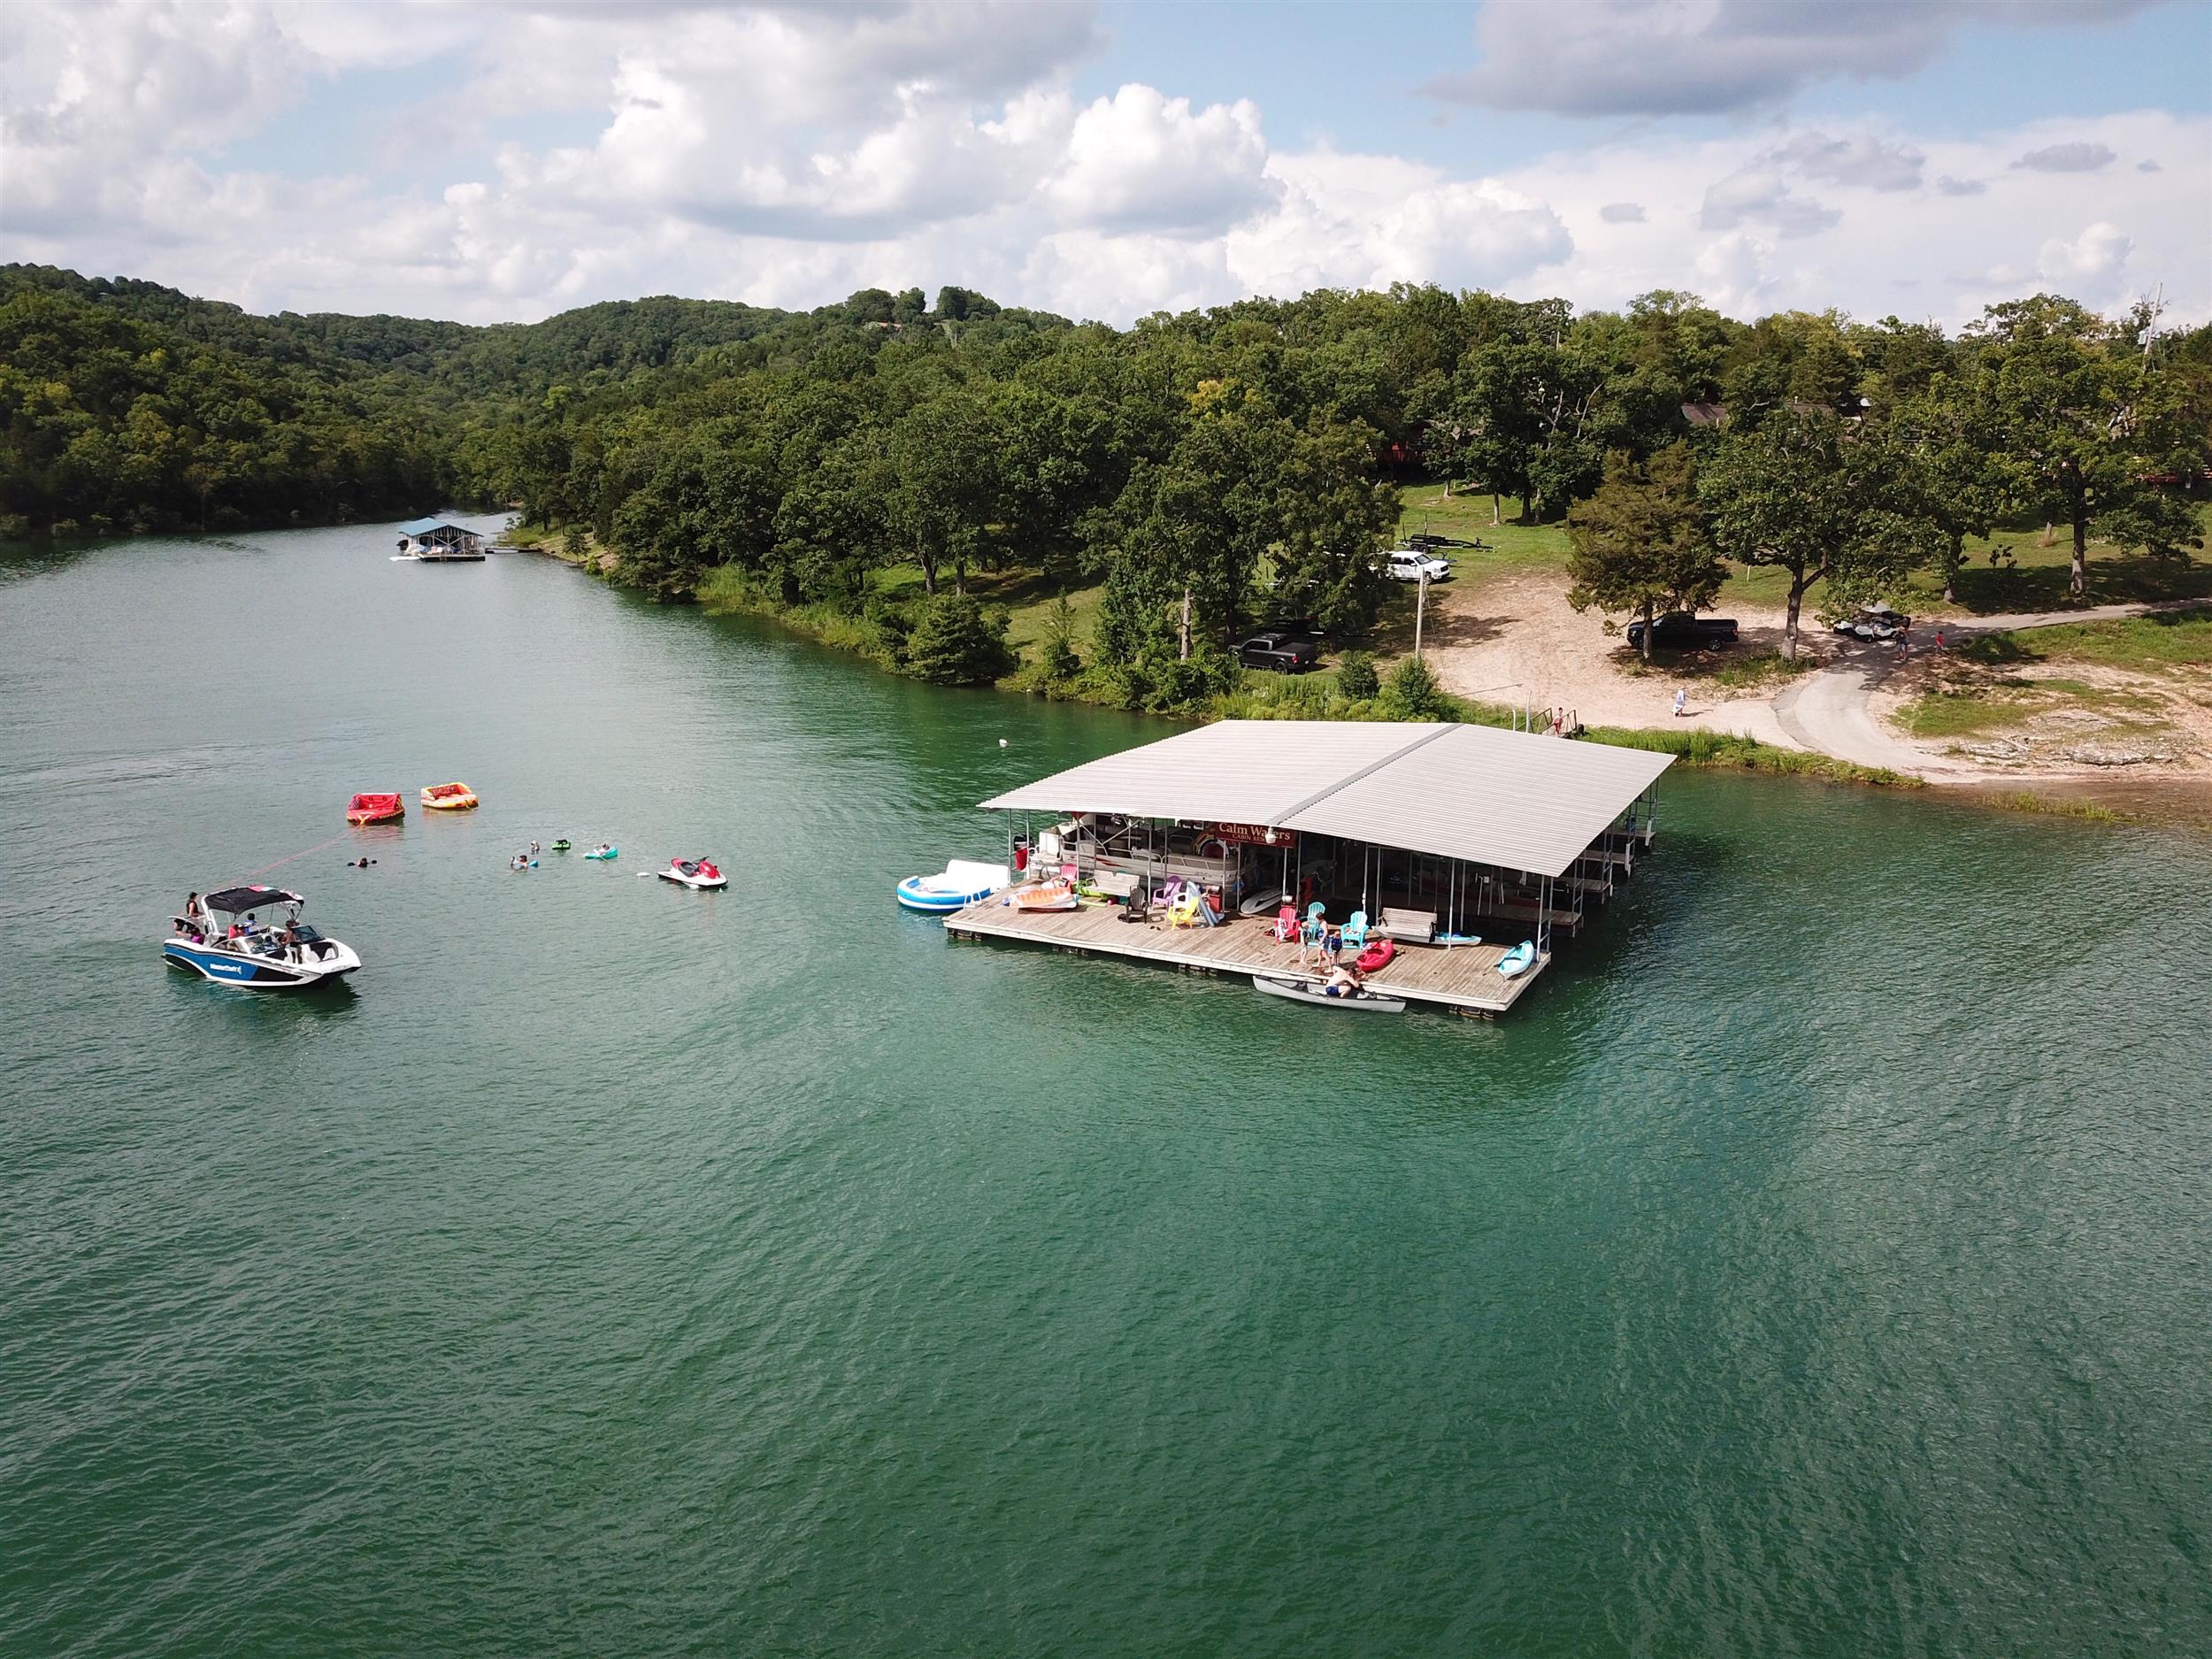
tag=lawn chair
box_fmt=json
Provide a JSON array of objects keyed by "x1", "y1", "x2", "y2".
[
  {"x1": 1271, "y1": 901, "x2": 1300, "y2": 942},
  {"x1": 1165, "y1": 889, "x2": 1204, "y2": 929},
  {"x1": 1341, "y1": 910, "x2": 1370, "y2": 951},
  {"x1": 1299, "y1": 902, "x2": 1328, "y2": 959}
]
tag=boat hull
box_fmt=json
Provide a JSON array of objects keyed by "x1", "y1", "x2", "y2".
[
  {"x1": 657, "y1": 869, "x2": 727, "y2": 890},
  {"x1": 163, "y1": 938, "x2": 361, "y2": 989},
  {"x1": 1252, "y1": 974, "x2": 1406, "y2": 1012}
]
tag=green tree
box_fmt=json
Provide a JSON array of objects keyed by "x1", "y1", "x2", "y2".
[
  {"x1": 1970, "y1": 296, "x2": 2205, "y2": 596},
  {"x1": 1894, "y1": 380, "x2": 2005, "y2": 603},
  {"x1": 1701, "y1": 409, "x2": 1940, "y2": 658},
  {"x1": 1039, "y1": 592, "x2": 1081, "y2": 681},
  {"x1": 903, "y1": 592, "x2": 1014, "y2": 684},
  {"x1": 1379, "y1": 653, "x2": 1451, "y2": 719},
  {"x1": 1335, "y1": 649, "x2": 1379, "y2": 700},
  {"x1": 1564, "y1": 442, "x2": 1723, "y2": 658}
]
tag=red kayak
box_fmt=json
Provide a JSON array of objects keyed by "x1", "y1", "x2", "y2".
[
  {"x1": 346, "y1": 792, "x2": 404, "y2": 826},
  {"x1": 1354, "y1": 938, "x2": 1397, "y2": 973}
]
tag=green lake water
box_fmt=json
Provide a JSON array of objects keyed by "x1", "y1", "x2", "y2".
[{"x1": 4, "y1": 524, "x2": 2209, "y2": 1656}]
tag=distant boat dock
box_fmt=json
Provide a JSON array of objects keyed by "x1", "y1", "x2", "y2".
[{"x1": 944, "y1": 719, "x2": 1670, "y2": 1016}]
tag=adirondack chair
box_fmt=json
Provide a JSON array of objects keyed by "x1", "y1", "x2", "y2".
[
  {"x1": 1165, "y1": 889, "x2": 1205, "y2": 928},
  {"x1": 1341, "y1": 910, "x2": 1370, "y2": 951},
  {"x1": 1271, "y1": 902, "x2": 1300, "y2": 941}
]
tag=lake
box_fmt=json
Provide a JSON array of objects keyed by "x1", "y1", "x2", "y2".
[{"x1": 3, "y1": 523, "x2": 2208, "y2": 1656}]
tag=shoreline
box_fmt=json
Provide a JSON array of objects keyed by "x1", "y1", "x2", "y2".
[{"x1": 506, "y1": 526, "x2": 2210, "y2": 822}]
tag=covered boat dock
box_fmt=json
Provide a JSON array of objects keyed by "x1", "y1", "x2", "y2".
[
  {"x1": 944, "y1": 719, "x2": 1671, "y2": 1016},
  {"x1": 396, "y1": 518, "x2": 488, "y2": 560}
]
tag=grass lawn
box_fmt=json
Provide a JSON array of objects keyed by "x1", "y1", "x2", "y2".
[
  {"x1": 1401, "y1": 485, "x2": 2212, "y2": 621},
  {"x1": 1957, "y1": 610, "x2": 2212, "y2": 674}
]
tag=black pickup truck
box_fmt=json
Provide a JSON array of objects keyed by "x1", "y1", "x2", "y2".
[
  {"x1": 1237, "y1": 631, "x2": 1322, "y2": 672},
  {"x1": 1625, "y1": 611, "x2": 1740, "y2": 649}
]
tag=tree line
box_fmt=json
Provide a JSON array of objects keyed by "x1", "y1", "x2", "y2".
[{"x1": 4, "y1": 264, "x2": 2206, "y2": 696}]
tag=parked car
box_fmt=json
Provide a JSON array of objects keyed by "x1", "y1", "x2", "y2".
[
  {"x1": 1832, "y1": 603, "x2": 1911, "y2": 641},
  {"x1": 1237, "y1": 631, "x2": 1321, "y2": 672},
  {"x1": 1624, "y1": 611, "x2": 1740, "y2": 649},
  {"x1": 1381, "y1": 548, "x2": 1452, "y2": 582}
]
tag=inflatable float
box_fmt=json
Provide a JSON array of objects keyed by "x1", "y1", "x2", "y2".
[
  {"x1": 584, "y1": 845, "x2": 618, "y2": 860},
  {"x1": 657, "y1": 857, "x2": 726, "y2": 891},
  {"x1": 421, "y1": 782, "x2": 478, "y2": 811},
  {"x1": 550, "y1": 839, "x2": 572, "y2": 852},
  {"x1": 345, "y1": 792, "x2": 403, "y2": 826},
  {"x1": 1008, "y1": 880, "x2": 1079, "y2": 912},
  {"x1": 895, "y1": 860, "x2": 1008, "y2": 913}
]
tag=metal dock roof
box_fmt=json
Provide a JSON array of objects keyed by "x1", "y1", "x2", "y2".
[{"x1": 981, "y1": 719, "x2": 1671, "y2": 879}]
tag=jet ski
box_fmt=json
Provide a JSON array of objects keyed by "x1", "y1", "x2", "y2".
[{"x1": 657, "y1": 856, "x2": 727, "y2": 891}]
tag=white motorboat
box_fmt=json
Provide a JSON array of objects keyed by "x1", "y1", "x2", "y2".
[
  {"x1": 163, "y1": 885, "x2": 362, "y2": 989},
  {"x1": 657, "y1": 856, "x2": 727, "y2": 891}
]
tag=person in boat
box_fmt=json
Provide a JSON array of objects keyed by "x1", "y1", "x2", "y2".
[
  {"x1": 1323, "y1": 963, "x2": 1365, "y2": 999},
  {"x1": 595, "y1": 843, "x2": 611, "y2": 856}
]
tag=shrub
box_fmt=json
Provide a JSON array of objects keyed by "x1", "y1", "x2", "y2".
[
  {"x1": 1336, "y1": 649, "x2": 1379, "y2": 700},
  {"x1": 903, "y1": 593, "x2": 1015, "y2": 685},
  {"x1": 1039, "y1": 592, "x2": 1082, "y2": 681},
  {"x1": 1379, "y1": 653, "x2": 1450, "y2": 718}
]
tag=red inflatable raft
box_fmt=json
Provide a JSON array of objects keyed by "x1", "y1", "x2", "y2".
[{"x1": 346, "y1": 792, "x2": 404, "y2": 826}]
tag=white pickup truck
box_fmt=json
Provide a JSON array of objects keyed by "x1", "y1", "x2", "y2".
[{"x1": 1381, "y1": 547, "x2": 1452, "y2": 582}]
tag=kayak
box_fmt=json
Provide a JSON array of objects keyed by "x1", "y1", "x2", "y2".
[
  {"x1": 1495, "y1": 941, "x2": 1535, "y2": 978},
  {"x1": 584, "y1": 847, "x2": 618, "y2": 861},
  {"x1": 1435, "y1": 931, "x2": 1484, "y2": 947},
  {"x1": 1252, "y1": 974, "x2": 1406, "y2": 1013},
  {"x1": 1354, "y1": 938, "x2": 1397, "y2": 973}
]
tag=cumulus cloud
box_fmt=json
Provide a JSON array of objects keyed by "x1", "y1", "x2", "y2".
[
  {"x1": 1, "y1": 2, "x2": 2205, "y2": 334},
  {"x1": 1425, "y1": 0, "x2": 2162, "y2": 117},
  {"x1": 2038, "y1": 220, "x2": 2133, "y2": 299},
  {"x1": 1770, "y1": 132, "x2": 1924, "y2": 191},
  {"x1": 2136, "y1": 157, "x2": 2162, "y2": 172},
  {"x1": 2012, "y1": 141, "x2": 2118, "y2": 172},
  {"x1": 1699, "y1": 167, "x2": 1841, "y2": 237}
]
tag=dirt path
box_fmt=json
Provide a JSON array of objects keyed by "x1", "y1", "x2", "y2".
[
  {"x1": 1417, "y1": 572, "x2": 1801, "y2": 746},
  {"x1": 1420, "y1": 574, "x2": 2202, "y2": 783},
  {"x1": 1777, "y1": 600, "x2": 2203, "y2": 780}
]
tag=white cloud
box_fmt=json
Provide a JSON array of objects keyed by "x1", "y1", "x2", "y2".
[
  {"x1": 1426, "y1": 0, "x2": 2163, "y2": 117},
  {"x1": 2012, "y1": 140, "x2": 2119, "y2": 172},
  {"x1": 0, "y1": 3, "x2": 2205, "y2": 336},
  {"x1": 2038, "y1": 220, "x2": 2135, "y2": 301}
]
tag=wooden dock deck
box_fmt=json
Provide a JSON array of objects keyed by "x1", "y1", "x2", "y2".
[{"x1": 942, "y1": 896, "x2": 1550, "y2": 1016}]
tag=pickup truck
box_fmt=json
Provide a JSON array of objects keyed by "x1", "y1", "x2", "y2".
[
  {"x1": 1236, "y1": 631, "x2": 1321, "y2": 672},
  {"x1": 1624, "y1": 611, "x2": 1740, "y2": 649},
  {"x1": 1382, "y1": 548, "x2": 1452, "y2": 582}
]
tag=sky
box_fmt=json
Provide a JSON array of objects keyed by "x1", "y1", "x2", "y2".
[{"x1": 2, "y1": 0, "x2": 2208, "y2": 330}]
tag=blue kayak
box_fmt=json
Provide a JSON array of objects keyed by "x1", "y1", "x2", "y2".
[{"x1": 1494, "y1": 941, "x2": 1535, "y2": 978}]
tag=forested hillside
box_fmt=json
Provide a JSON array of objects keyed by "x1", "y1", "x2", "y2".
[{"x1": 4, "y1": 263, "x2": 2205, "y2": 704}]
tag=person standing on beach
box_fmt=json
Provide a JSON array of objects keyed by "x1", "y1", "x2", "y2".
[{"x1": 1672, "y1": 687, "x2": 1686, "y2": 718}]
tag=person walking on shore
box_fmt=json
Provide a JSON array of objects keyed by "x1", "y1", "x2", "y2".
[{"x1": 1672, "y1": 687, "x2": 1686, "y2": 718}]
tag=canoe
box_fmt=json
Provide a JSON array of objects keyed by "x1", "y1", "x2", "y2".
[
  {"x1": 421, "y1": 782, "x2": 478, "y2": 810},
  {"x1": 1495, "y1": 941, "x2": 1535, "y2": 978},
  {"x1": 1252, "y1": 974, "x2": 1406, "y2": 1013},
  {"x1": 345, "y1": 792, "x2": 403, "y2": 826}
]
